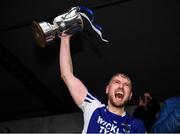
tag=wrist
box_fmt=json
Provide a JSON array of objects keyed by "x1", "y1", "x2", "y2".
[{"x1": 61, "y1": 36, "x2": 70, "y2": 44}]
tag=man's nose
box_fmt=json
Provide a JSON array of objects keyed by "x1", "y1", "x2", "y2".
[{"x1": 119, "y1": 83, "x2": 123, "y2": 88}]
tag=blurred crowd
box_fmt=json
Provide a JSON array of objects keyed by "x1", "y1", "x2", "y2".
[{"x1": 133, "y1": 92, "x2": 180, "y2": 133}]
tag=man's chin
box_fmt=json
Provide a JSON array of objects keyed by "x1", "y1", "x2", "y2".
[{"x1": 112, "y1": 101, "x2": 125, "y2": 108}]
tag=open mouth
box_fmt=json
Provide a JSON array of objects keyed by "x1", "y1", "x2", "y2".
[{"x1": 115, "y1": 91, "x2": 124, "y2": 99}]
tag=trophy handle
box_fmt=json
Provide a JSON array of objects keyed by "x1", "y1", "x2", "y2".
[{"x1": 32, "y1": 21, "x2": 46, "y2": 47}]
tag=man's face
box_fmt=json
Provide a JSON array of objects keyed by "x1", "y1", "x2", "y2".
[{"x1": 106, "y1": 74, "x2": 132, "y2": 108}]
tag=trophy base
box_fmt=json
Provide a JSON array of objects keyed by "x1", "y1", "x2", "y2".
[{"x1": 32, "y1": 21, "x2": 46, "y2": 47}]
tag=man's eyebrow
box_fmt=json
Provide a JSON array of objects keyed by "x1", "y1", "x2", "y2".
[{"x1": 113, "y1": 77, "x2": 130, "y2": 83}]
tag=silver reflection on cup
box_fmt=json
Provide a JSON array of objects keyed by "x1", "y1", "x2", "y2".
[{"x1": 32, "y1": 7, "x2": 84, "y2": 47}]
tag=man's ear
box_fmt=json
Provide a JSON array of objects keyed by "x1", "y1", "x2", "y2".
[{"x1": 106, "y1": 85, "x2": 109, "y2": 94}]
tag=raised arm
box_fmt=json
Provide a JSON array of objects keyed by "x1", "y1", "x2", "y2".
[{"x1": 59, "y1": 35, "x2": 88, "y2": 106}]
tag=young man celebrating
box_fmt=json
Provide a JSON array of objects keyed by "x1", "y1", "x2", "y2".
[{"x1": 59, "y1": 35, "x2": 146, "y2": 133}]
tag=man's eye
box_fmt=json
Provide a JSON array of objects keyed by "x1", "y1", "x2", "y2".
[
  {"x1": 114, "y1": 81, "x2": 119, "y2": 83},
  {"x1": 124, "y1": 83, "x2": 129, "y2": 87}
]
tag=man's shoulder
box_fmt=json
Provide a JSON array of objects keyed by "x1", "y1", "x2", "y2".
[
  {"x1": 80, "y1": 92, "x2": 106, "y2": 112},
  {"x1": 125, "y1": 114, "x2": 146, "y2": 132},
  {"x1": 164, "y1": 96, "x2": 180, "y2": 110},
  {"x1": 126, "y1": 114, "x2": 145, "y2": 124},
  {"x1": 165, "y1": 96, "x2": 180, "y2": 104}
]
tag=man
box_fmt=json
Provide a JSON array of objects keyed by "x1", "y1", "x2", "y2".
[
  {"x1": 133, "y1": 92, "x2": 160, "y2": 132},
  {"x1": 59, "y1": 34, "x2": 146, "y2": 133},
  {"x1": 151, "y1": 96, "x2": 180, "y2": 133}
]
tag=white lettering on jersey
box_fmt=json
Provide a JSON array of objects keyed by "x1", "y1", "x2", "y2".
[{"x1": 97, "y1": 116, "x2": 122, "y2": 133}]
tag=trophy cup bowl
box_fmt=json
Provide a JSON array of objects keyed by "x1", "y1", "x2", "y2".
[{"x1": 32, "y1": 21, "x2": 56, "y2": 47}]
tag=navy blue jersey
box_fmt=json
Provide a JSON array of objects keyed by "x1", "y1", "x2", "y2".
[{"x1": 79, "y1": 93, "x2": 146, "y2": 133}]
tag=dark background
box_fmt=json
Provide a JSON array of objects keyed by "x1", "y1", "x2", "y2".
[{"x1": 0, "y1": 0, "x2": 179, "y2": 122}]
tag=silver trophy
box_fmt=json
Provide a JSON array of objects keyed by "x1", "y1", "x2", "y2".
[
  {"x1": 32, "y1": 6, "x2": 108, "y2": 47},
  {"x1": 32, "y1": 7, "x2": 83, "y2": 47}
]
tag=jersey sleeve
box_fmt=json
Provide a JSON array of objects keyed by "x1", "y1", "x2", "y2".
[
  {"x1": 79, "y1": 92, "x2": 104, "y2": 113},
  {"x1": 78, "y1": 92, "x2": 105, "y2": 133}
]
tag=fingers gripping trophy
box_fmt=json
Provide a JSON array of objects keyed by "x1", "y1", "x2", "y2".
[{"x1": 32, "y1": 6, "x2": 109, "y2": 47}]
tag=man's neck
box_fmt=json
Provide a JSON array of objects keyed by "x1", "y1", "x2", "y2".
[{"x1": 107, "y1": 104, "x2": 126, "y2": 116}]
